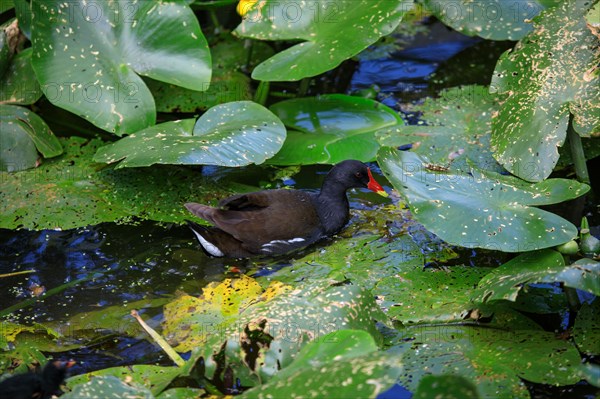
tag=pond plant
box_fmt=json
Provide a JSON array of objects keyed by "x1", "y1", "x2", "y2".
[{"x1": 0, "y1": 0, "x2": 599, "y2": 398}]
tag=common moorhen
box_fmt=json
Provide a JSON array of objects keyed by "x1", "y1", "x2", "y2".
[
  {"x1": 185, "y1": 160, "x2": 388, "y2": 258},
  {"x1": 0, "y1": 360, "x2": 74, "y2": 399}
]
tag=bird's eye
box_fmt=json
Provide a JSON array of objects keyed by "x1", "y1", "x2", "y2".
[{"x1": 355, "y1": 172, "x2": 362, "y2": 178}]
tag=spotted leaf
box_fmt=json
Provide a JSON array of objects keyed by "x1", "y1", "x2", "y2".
[
  {"x1": 377, "y1": 148, "x2": 590, "y2": 252},
  {"x1": 234, "y1": 0, "x2": 411, "y2": 81},
  {"x1": 31, "y1": 0, "x2": 211, "y2": 135},
  {"x1": 93, "y1": 101, "x2": 286, "y2": 168},
  {"x1": 490, "y1": 0, "x2": 600, "y2": 181}
]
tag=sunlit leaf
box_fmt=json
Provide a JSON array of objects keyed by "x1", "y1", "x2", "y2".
[
  {"x1": 235, "y1": 0, "x2": 411, "y2": 81},
  {"x1": 31, "y1": 0, "x2": 211, "y2": 134},
  {"x1": 490, "y1": 0, "x2": 600, "y2": 181},
  {"x1": 93, "y1": 101, "x2": 286, "y2": 168},
  {"x1": 165, "y1": 280, "x2": 386, "y2": 387}
]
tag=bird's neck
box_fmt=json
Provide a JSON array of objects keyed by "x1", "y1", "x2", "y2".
[{"x1": 316, "y1": 181, "x2": 350, "y2": 234}]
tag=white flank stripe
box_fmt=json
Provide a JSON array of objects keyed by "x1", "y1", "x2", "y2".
[
  {"x1": 262, "y1": 237, "x2": 306, "y2": 248},
  {"x1": 191, "y1": 229, "x2": 224, "y2": 257}
]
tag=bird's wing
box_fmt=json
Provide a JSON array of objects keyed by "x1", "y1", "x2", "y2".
[{"x1": 219, "y1": 191, "x2": 272, "y2": 211}]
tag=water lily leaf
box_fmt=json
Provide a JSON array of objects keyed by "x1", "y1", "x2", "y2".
[
  {"x1": 414, "y1": 375, "x2": 480, "y2": 399},
  {"x1": 422, "y1": 0, "x2": 548, "y2": 40},
  {"x1": 63, "y1": 375, "x2": 154, "y2": 399},
  {"x1": 94, "y1": 101, "x2": 286, "y2": 168},
  {"x1": 0, "y1": 322, "x2": 78, "y2": 374},
  {"x1": 376, "y1": 85, "x2": 503, "y2": 173},
  {"x1": 0, "y1": 48, "x2": 43, "y2": 105},
  {"x1": 375, "y1": 265, "x2": 490, "y2": 324},
  {"x1": 146, "y1": 36, "x2": 272, "y2": 113},
  {"x1": 391, "y1": 323, "x2": 581, "y2": 398},
  {"x1": 378, "y1": 148, "x2": 589, "y2": 252},
  {"x1": 162, "y1": 275, "x2": 277, "y2": 352},
  {"x1": 573, "y1": 299, "x2": 600, "y2": 356},
  {"x1": 490, "y1": 0, "x2": 600, "y2": 181},
  {"x1": 31, "y1": 0, "x2": 211, "y2": 134},
  {"x1": 266, "y1": 234, "x2": 424, "y2": 288},
  {"x1": 472, "y1": 250, "x2": 600, "y2": 303},
  {"x1": 268, "y1": 95, "x2": 402, "y2": 165},
  {"x1": 0, "y1": 104, "x2": 62, "y2": 171},
  {"x1": 156, "y1": 387, "x2": 206, "y2": 399},
  {"x1": 239, "y1": 330, "x2": 401, "y2": 399},
  {"x1": 0, "y1": 136, "x2": 235, "y2": 230},
  {"x1": 165, "y1": 280, "x2": 386, "y2": 387},
  {"x1": 235, "y1": 0, "x2": 411, "y2": 81}
]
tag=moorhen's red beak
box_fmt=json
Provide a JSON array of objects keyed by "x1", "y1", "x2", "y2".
[{"x1": 367, "y1": 168, "x2": 388, "y2": 197}]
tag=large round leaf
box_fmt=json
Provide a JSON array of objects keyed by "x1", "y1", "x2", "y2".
[
  {"x1": 268, "y1": 94, "x2": 402, "y2": 165},
  {"x1": 422, "y1": 0, "x2": 550, "y2": 40},
  {"x1": 490, "y1": 0, "x2": 600, "y2": 181},
  {"x1": 235, "y1": 1, "x2": 411, "y2": 81},
  {"x1": 31, "y1": 0, "x2": 211, "y2": 134},
  {"x1": 377, "y1": 148, "x2": 589, "y2": 252},
  {"x1": 93, "y1": 101, "x2": 286, "y2": 168}
]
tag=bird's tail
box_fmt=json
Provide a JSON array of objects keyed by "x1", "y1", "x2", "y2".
[
  {"x1": 185, "y1": 220, "x2": 225, "y2": 257},
  {"x1": 184, "y1": 202, "x2": 217, "y2": 224}
]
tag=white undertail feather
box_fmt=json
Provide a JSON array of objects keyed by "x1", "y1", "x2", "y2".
[{"x1": 191, "y1": 229, "x2": 224, "y2": 257}]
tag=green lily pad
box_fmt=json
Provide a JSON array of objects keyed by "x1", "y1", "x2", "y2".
[
  {"x1": 0, "y1": 48, "x2": 43, "y2": 105},
  {"x1": 422, "y1": 0, "x2": 549, "y2": 40},
  {"x1": 573, "y1": 299, "x2": 600, "y2": 356},
  {"x1": 239, "y1": 330, "x2": 401, "y2": 399},
  {"x1": 472, "y1": 251, "x2": 600, "y2": 303},
  {"x1": 267, "y1": 95, "x2": 401, "y2": 165},
  {"x1": 63, "y1": 375, "x2": 154, "y2": 399},
  {"x1": 31, "y1": 0, "x2": 211, "y2": 134},
  {"x1": 391, "y1": 323, "x2": 581, "y2": 398},
  {"x1": 490, "y1": 0, "x2": 600, "y2": 181},
  {"x1": 94, "y1": 101, "x2": 286, "y2": 168},
  {"x1": 376, "y1": 85, "x2": 503, "y2": 173},
  {"x1": 377, "y1": 148, "x2": 589, "y2": 252},
  {"x1": 0, "y1": 104, "x2": 62, "y2": 171},
  {"x1": 235, "y1": 1, "x2": 410, "y2": 81},
  {"x1": 375, "y1": 265, "x2": 490, "y2": 324},
  {"x1": 414, "y1": 375, "x2": 480, "y2": 399},
  {"x1": 0, "y1": 136, "x2": 235, "y2": 230}
]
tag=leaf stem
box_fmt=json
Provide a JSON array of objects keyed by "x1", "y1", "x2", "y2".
[
  {"x1": 567, "y1": 116, "x2": 590, "y2": 184},
  {"x1": 131, "y1": 309, "x2": 185, "y2": 367}
]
